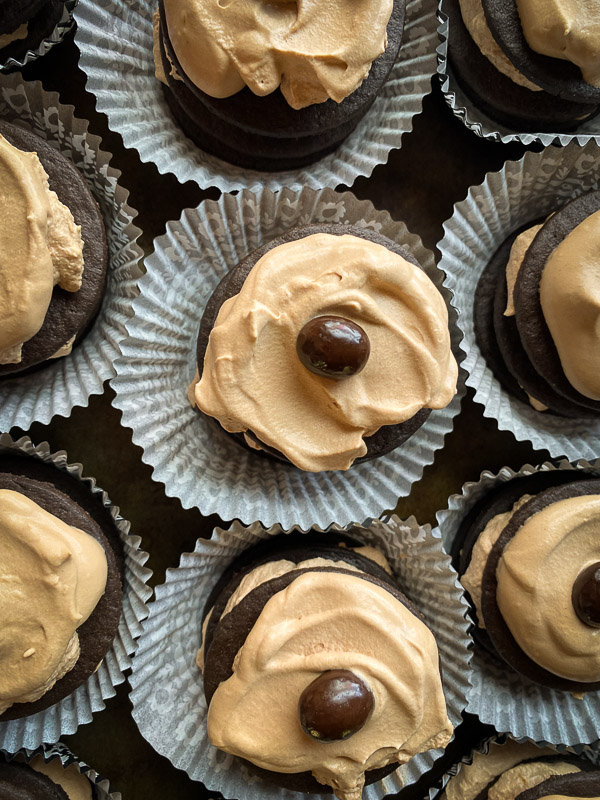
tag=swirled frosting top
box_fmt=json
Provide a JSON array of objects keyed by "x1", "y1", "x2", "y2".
[
  {"x1": 162, "y1": 0, "x2": 393, "y2": 109},
  {"x1": 0, "y1": 134, "x2": 84, "y2": 365},
  {"x1": 0, "y1": 490, "x2": 108, "y2": 715},
  {"x1": 496, "y1": 494, "x2": 600, "y2": 682},
  {"x1": 194, "y1": 233, "x2": 457, "y2": 472},
  {"x1": 206, "y1": 569, "x2": 452, "y2": 800}
]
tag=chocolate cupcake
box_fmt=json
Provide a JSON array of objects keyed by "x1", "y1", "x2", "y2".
[
  {"x1": 440, "y1": 0, "x2": 600, "y2": 133},
  {"x1": 0, "y1": 119, "x2": 108, "y2": 378},
  {"x1": 128, "y1": 517, "x2": 471, "y2": 800},
  {"x1": 191, "y1": 223, "x2": 458, "y2": 472},
  {"x1": 0, "y1": 0, "x2": 76, "y2": 71},
  {"x1": 153, "y1": 0, "x2": 405, "y2": 170},
  {"x1": 436, "y1": 738, "x2": 600, "y2": 800},
  {"x1": 474, "y1": 190, "x2": 600, "y2": 420}
]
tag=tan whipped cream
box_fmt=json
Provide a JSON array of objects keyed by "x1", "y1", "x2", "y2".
[
  {"x1": 194, "y1": 233, "x2": 457, "y2": 472},
  {"x1": 207, "y1": 569, "x2": 452, "y2": 800},
  {"x1": 0, "y1": 133, "x2": 84, "y2": 365},
  {"x1": 0, "y1": 21, "x2": 28, "y2": 49},
  {"x1": 0, "y1": 490, "x2": 108, "y2": 715},
  {"x1": 539, "y1": 209, "x2": 600, "y2": 401},
  {"x1": 28, "y1": 755, "x2": 92, "y2": 800},
  {"x1": 496, "y1": 494, "x2": 600, "y2": 682},
  {"x1": 516, "y1": 0, "x2": 600, "y2": 88},
  {"x1": 458, "y1": 0, "x2": 542, "y2": 91},
  {"x1": 441, "y1": 740, "x2": 564, "y2": 800},
  {"x1": 504, "y1": 224, "x2": 543, "y2": 316},
  {"x1": 162, "y1": 0, "x2": 393, "y2": 109},
  {"x1": 461, "y1": 494, "x2": 533, "y2": 627}
]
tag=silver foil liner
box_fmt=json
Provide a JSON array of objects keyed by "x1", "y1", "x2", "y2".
[
  {"x1": 75, "y1": 0, "x2": 438, "y2": 192},
  {"x1": 438, "y1": 141, "x2": 600, "y2": 460},
  {"x1": 111, "y1": 186, "x2": 465, "y2": 530},
  {"x1": 0, "y1": 0, "x2": 77, "y2": 73},
  {"x1": 1, "y1": 741, "x2": 120, "y2": 799},
  {"x1": 129, "y1": 517, "x2": 472, "y2": 800},
  {"x1": 0, "y1": 73, "x2": 143, "y2": 432},
  {"x1": 435, "y1": 458, "x2": 600, "y2": 745},
  {"x1": 0, "y1": 433, "x2": 153, "y2": 751},
  {"x1": 427, "y1": 735, "x2": 600, "y2": 800},
  {"x1": 436, "y1": 0, "x2": 600, "y2": 146}
]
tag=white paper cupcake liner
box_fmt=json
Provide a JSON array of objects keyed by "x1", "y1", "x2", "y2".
[
  {"x1": 1, "y1": 741, "x2": 120, "y2": 799},
  {"x1": 435, "y1": 458, "x2": 600, "y2": 745},
  {"x1": 111, "y1": 186, "x2": 465, "y2": 530},
  {"x1": 427, "y1": 735, "x2": 600, "y2": 800},
  {"x1": 438, "y1": 142, "x2": 600, "y2": 461},
  {"x1": 129, "y1": 517, "x2": 472, "y2": 800},
  {"x1": 0, "y1": 433, "x2": 153, "y2": 751},
  {"x1": 435, "y1": 1, "x2": 600, "y2": 146},
  {"x1": 0, "y1": 73, "x2": 143, "y2": 432},
  {"x1": 0, "y1": 0, "x2": 77, "y2": 73},
  {"x1": 75, "y1": 0, "x2": 437, "y2": 193}
]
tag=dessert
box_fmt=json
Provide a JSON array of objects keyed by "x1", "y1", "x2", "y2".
[
  {"x1": 153, "y1": 0, "x2": 406, "y2": 170},
  {"x1": 0, "y1": 119, "x2": 107, "y2": 377},
  {"x1": 0, "y1": 0, "x2": 68, "y2": 66},
  {"x1": 198, "y1": 532, "x2": 453, "y2": 800},
  {"x1": 443, "y1": 0, "x2": 600, "y2": 131},
  {"x1": 0, "y1": 452, "x2": 124, "y2": 720},
  {"x1": 474, "y1": 191, "x2": 600, "y2": 419},
  {"x1": 191, "y1": 224, "x2": 458, "y2": 471},
  {"x1": 0, "y1": 752, "x2": 99, "y2": 800},
  {"x1": 450, "y1": 469, "x2": 600, "y2": 692},
  {"x1": 440, "y1": 739, "x2": 600, "y2": 800}
]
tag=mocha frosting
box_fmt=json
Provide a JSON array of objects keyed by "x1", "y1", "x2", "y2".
[
  {"x1": 0, "y1": 134, "x2": 84, "y2": 365},
  {"x1": 162, "y1": 0, "x2": 393, "y2": 109},
  {"x1": 0, "y1": 21, "x2": 28, "y2": 49},
  {"x1": 516, "y1": 0, "x2": 600, "y2": 88},
  {"x1": 539, "y1": 209, "x2": 600, "y2": 401},
  {"x1": 496, "y1": 494, "x2": 600, "y2": 682},
  {"x1": 194, "y1": 233, "x2": 457, "y2": 472},
  {"x1": 28, "y1": 756, "x2": 93, "y2": 800},
  {"x1": 206, "y1": 569, "x2": 452, "y2": 800},
  {"x1": 0, "y1": 490, "x2": 108, "y2": 715}
]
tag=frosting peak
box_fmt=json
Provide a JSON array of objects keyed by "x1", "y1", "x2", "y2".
[
  {"x1": 0, "y1": 490, "x2": 108, "y2": 714},
  {"x1": 163, "y1": 0, "x2": 393, "y2": 108},
  {"x1": 195, "y1": 233, "x2": 457, "y2": 471}
]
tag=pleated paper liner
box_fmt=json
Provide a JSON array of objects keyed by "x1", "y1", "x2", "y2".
[
  {"x1": 436, "y1": 0, "x2": 600, "y2": 146},
  {"x1": 435, "y1": 458, "x2": 600, "y2": 745},
  {"x1": 438, "y1": 142, "x2": 600, "y2": 461},
  {"x1": 129, "y1": 516, "x2": 472, "y2": 800},
  {"x1": 111, "y1": 186, "x2": 465, "y2": 530},
  {"x1": 0, "y1": 0, "x2": 77, "y2": 73},
  {"x1": 76, "y1": 0, "x2": 437, "y2": 192},
  {"x1": 0, "y1": 73, "x2": 143, "y2": 432},
  {"x1": 0, "y1": 433, "x2": 152, "y2": 751}
]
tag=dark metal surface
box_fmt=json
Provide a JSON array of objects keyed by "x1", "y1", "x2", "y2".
[{"x1": 8, "y1": 25, "x2": 550, "y2": 800}]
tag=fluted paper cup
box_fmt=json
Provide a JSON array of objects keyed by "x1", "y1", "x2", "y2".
[
  {"x1": 435, "y1": 458, "x2": 600, "y2": 745},
  {"x1": 112, "y1": 186, "x2": 465, "y2": 530},
  {"x1": 129, "y1": 516, "x2": 472, "y2": 800},
  {"x1": 0, "y1": 0, "x2": 77, "y2": 73},
  {"x1": 0, "y1": 73, "x2": 143, "y2": 432},
  {"x1": 436, "y1": 0, "x2": 600, "y2": 146},
  {"x1": 76, "y1": 0, "x2": 438, "y2": 193},
  {"x1": 438, "y1": 142, "x2": 600, "y2": 461},
  {"x1": 1, "y1": 741, "x2": 120, "y2": 799},
  {"x1": 0, "y1": 433, "x2": 153, "y2": 751}
]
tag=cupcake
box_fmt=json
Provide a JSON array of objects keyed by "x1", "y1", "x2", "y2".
[
  {"x1": 437, "y1": 738, "x2": 600, "y2": 800},
  {"x1": 0, "y1": 74, "x2": 142, "y2": 432},
  {"x1": 0, "y1": 0, "x2": 75, "y2": 71},
  {"x1": 198, "y1": 532, "x2": 453, "y2": 799},
  {"x1": 0, "y1": 119, "x2": 107, "y2": 378},
  {"x1": 153, "y1": 0, "x2": 405, "y2": 170},
  {"x1": 191, "y1": 223, "x2": 458, "y2": 472},
  {"x1": 1, "y1": 743, "x2": 119, "y2": 799},
  {"x1": 440, "y1": 0, "x2": 600, "y2": 133},
  {"x1": 474, "y1": 190, "x2": 600, "y2": 420},
  {"x1": 436, "y1": 459, "x2": 600, "y2": 744},
  {"x1": 129, "y1": 518, "x2": 471, "y2": 800},
  {"x1": 0, "y1": 433, "x2": 151, "y2": 750}
]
